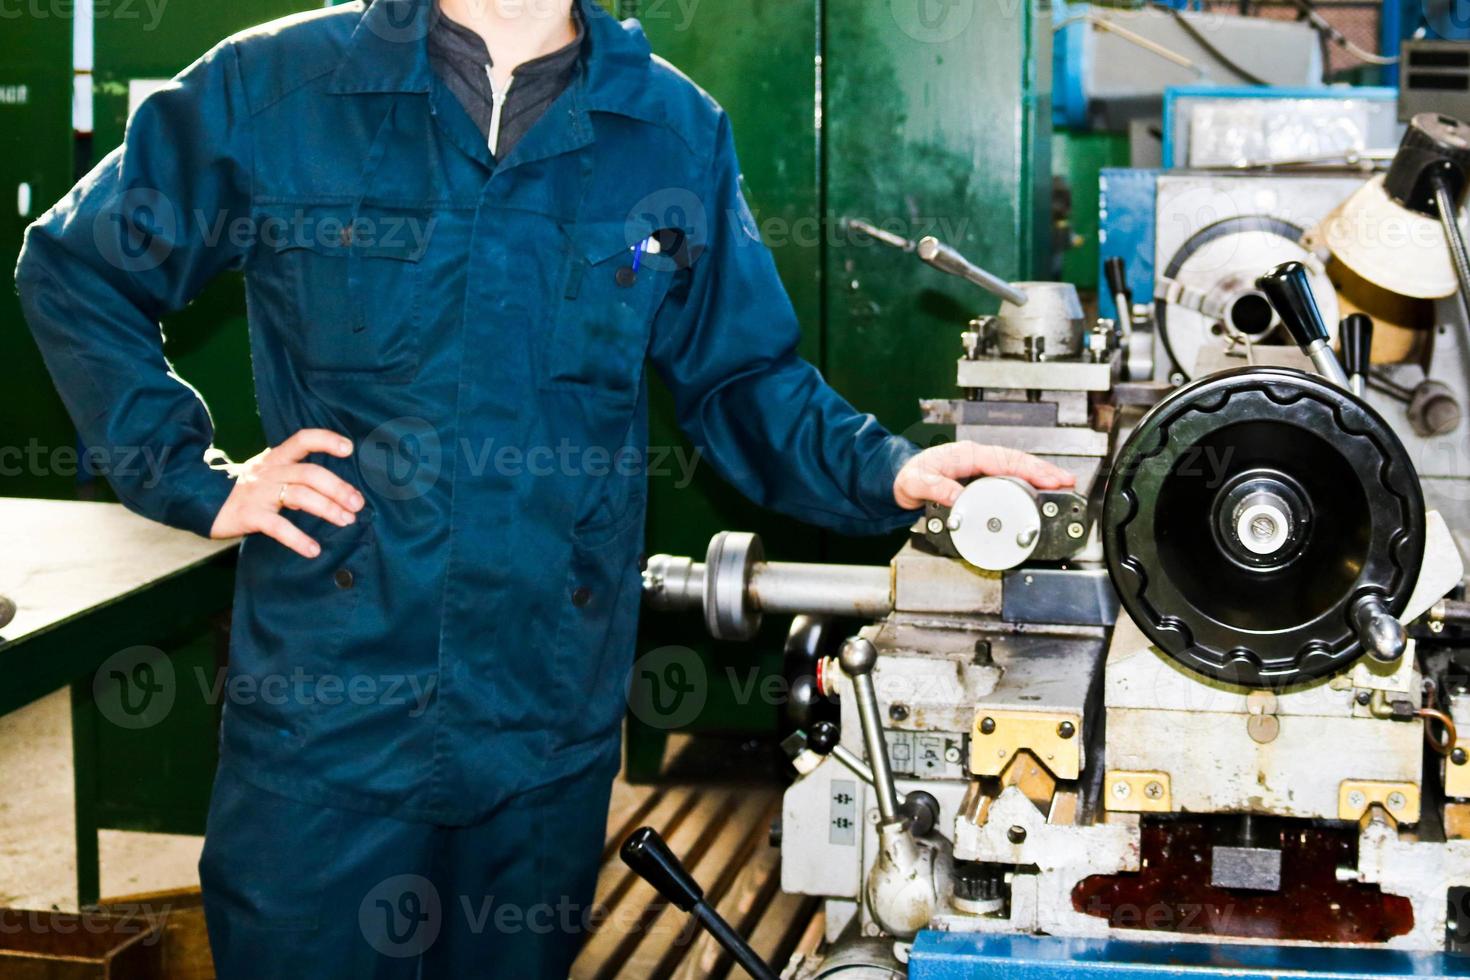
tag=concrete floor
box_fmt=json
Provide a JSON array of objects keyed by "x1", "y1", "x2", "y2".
[{"x1": 0, "y1": 687, "x2": 205, "y2": 911}]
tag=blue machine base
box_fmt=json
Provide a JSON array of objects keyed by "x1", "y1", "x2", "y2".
[{"x1": 909, "y1": 931, "x2": 1470, "y2": 979}]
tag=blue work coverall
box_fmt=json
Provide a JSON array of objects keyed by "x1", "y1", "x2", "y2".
[{"x1": 15, "y1": 0, "x2": 918, "y2": 974}]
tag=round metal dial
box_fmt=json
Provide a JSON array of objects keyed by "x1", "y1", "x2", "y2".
[{"x1": 949, "y1": 477, "x2": 1042, "y2": 572}]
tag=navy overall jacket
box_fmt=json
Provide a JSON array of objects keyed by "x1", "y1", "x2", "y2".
[{"x1": 16, "y1": 0, "x2": 918, "y2": 823}]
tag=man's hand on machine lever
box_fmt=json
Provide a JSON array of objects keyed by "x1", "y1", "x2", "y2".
[
  {"x1": 209, "y1": 429, "x2": 365, "y2": 558},
  {"x1": 893, "y1": 442, "x2": 1075, "y2": 510}
]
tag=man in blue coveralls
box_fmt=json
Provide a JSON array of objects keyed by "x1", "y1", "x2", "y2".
[{"x1": 15, "y1": 0, "x2": 1073, "y2": 975}]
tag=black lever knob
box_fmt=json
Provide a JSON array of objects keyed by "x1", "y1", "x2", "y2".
[
  {"x1": 1257, "y1": 261, "x2": 1351, "y2": 388},
  {"x1": 621, "y1": 827, "x2": 703, "y2": 912},
  {"x1": 808, "y1": 719, "x2": 840, "y2": 755},
  {"x1": 1256, "y1": 261, "x2": 1328, "y2": 350},
  {"x1": 620, "y1": 827, "x2": 780, "y2": 980},
  {"x1": 1341, "y1": 313, "x2": 1374, "y2": 380},
  {"x1": 1104, "y1": 256, "x2": 1130, "y2": 302}
]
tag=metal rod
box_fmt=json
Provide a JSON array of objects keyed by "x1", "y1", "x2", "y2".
[
  {"x1": 1433, "y1": 174, "x2": 1470, "y2": 327},
  {"x1": 844, "y1": 217, "x2": 916, "y2": 253},
  {"x1": 693, "y1": 903, "x2": 779, "y2": 980},
  {"x1": 851, "y1": 670, "x2": 901, "y2": 824},
  {"x1": 917, "y1": 237, "x2": 1030, "y2": 307},
  {"x1": 747, "y1": 562, "x2": 893, "y2": 618},
  {"x1": 830, "y1": 743, "x2": 876, "y2": 787},
  {"x1": 1305, "y1": 338, "x2": 1352, "y2": 390},
  {"x1": 1367, "y1": 369, "x2": 1414, "y2": 403},
  {"x1": 643, "y1": 553, "x2": 895, "y2": 621}
]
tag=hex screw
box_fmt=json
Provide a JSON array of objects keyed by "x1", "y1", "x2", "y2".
[
  {"x1": 1057, "y1": 721, "x2": 1076, "y2": 740},
  {"x1": 1066, "y1": 522, "x2": 1085, "y2": 539},
  {"x1": 926, "y1": 516, "x2": 945, "y2": 535},
  {"x1": 979, "y1": 717, "x2": 996, "y2": 735},
  {"x1": 1042, "y1": 501, "x2": 1060, "y2": 518}
]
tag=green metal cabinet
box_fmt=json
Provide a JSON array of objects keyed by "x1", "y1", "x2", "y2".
[
  {"x1": 1053, "y1": 127, "x2": 1129, "y2": 291},
  {"x1": 1, "y1": 12, "x2": 76, "y2": 500}
]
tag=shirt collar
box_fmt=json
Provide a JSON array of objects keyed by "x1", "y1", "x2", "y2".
[{"x1": 332, "y1": 0, "x2": 663, "y2": 128}]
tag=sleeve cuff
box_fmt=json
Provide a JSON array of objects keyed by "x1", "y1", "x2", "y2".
[
  {"x1": 161, "y1": 463, "x2": 236, "y2": 538},
  {"x1": 857, "y1": 435, "x2": 923, "y2": 534}
]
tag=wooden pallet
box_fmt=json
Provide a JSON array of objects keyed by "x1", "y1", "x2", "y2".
[{"x1": 575, "y1": 777, "x2": 822, "y2": 980}]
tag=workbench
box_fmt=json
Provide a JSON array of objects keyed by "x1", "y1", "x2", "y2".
[{"x1": 0, "y1": 498, "x2": 237, "y2": 906}]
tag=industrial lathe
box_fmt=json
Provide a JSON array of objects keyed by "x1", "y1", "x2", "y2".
[{"x1": 621, "y1": 115, "x2": 1470, "y2": 979}]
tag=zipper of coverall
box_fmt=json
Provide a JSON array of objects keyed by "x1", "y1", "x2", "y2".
[{"x1": 486, "y1": 66, "x2": 514, "y2": 157}]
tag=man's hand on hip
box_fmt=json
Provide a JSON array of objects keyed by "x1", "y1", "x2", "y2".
[
  {"x1": 894, "y1": 441, "x2": 1075, "y2": 510},
  {"x1": 210, "y1": 429, "x2": 365, "y2": 558}
]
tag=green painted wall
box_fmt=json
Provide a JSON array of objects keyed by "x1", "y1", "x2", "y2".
[
  {"x1": 1053, "y1": 127, "x2": 1129, "y2": 291},
  {"x1": 1, "y1": 12, "x2": 77, "y2": 499}
]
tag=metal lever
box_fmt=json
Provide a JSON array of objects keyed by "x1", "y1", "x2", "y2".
[
  {"x1": 1104, "y1": 256, "x2": 1133, "y2": 337},
  {"x1": 916, "y1": 236, "x2": 1030, "y2": 307},
  {"x1": 845, "y1": 217, "x2": 1029, "y2": 306},
  {"x1": 1256, "y1": 261, "x2": 1351, "y2": 389},
  {"x1": 1340, "y1": 313, "x2": 1374, "y2": 397},
  {"x1": 839, "y1": 637, "x2": 903, "y2": 825},
  {"x1": 620, "y1": 828, "x2": 779, "y2": 980},
  {"x1": 1353, "y1": 594, "x2": 1407, "y2": 665}
]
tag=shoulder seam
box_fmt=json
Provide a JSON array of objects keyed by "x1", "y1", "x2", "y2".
[{"x1": 228, "y1": 36, "x2": 341, "y2": 117}]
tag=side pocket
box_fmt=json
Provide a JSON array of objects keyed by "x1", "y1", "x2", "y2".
[
  {"x1": 549, "y1": 502, "x2": 648, "y2": 753},
  {"x1": 228, "y1": 517, "x2": 372, "y2": 743}
]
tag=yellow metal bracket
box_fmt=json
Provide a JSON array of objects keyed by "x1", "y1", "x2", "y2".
[
  {"x1": 970, "y1": 710, "x2": 1082, "y2": 780},
  {"x1": 1103, "y1": 770, "x2": 1172, "y2": 813},
  {"x1": 1338, "y1": 780, "x2": 1421, "y2": 824},
  {"x1": 1446, "y1": 739, "x2": 1470, "y2": 800}
]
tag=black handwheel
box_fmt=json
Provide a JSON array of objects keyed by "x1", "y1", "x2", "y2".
[{"x1": 1103, "y1": 366, "x2": 1425, "y2": 687}]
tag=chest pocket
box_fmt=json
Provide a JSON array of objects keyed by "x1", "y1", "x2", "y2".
[
  {"x1": 541, "y1": 220, "x2": 670, "y2": 399},
  {"x1": 263, "y1": 203, "x2": 429, "y2": 383}
]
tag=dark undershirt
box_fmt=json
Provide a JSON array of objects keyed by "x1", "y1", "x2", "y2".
[{"x1": 427, "y1": 3, "x2": 585, "y2": 161}]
